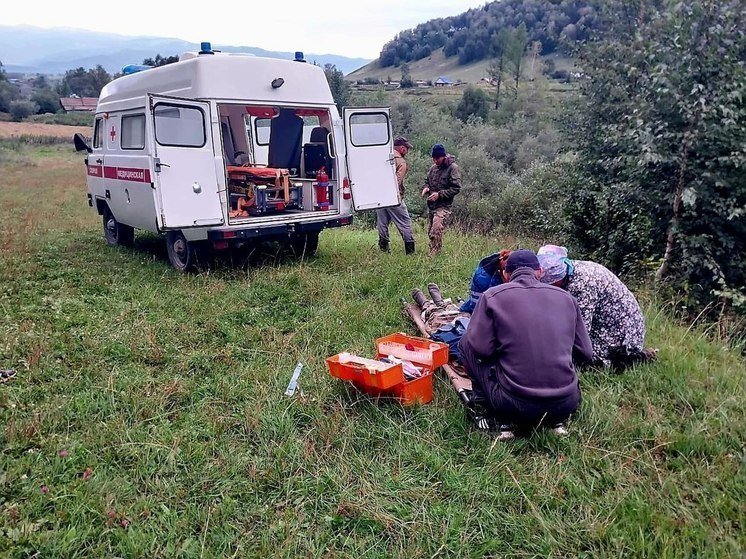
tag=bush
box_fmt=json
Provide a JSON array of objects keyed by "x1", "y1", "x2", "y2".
[
  {"x1": 454, "y1": 86, "x2": 489, "y2": 123},
  {"x1": 550, "y1": 70, "x2": 570, "y2": 81},
  {"x1": 513, "y1": 129, "x2": 560, "y2": 171},
  {"x1": 9, "y1": 100, "x2": 39, "y2": 121},
  {"x1": 570, "y1": 1, "x2": 746, "y2": 314},
  {"x1": 400, "y1": 75, "x2": 415, "y2": 89},
  {"x1": 449, "y1": 156, "x2": 584, "y2": 242},
  {"x1": 31, "y1": 89, "x2": 60, "y2": 114}
]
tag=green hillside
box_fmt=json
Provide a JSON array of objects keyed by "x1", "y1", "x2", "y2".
[
  {"x1": 349, "y1": 48, "x2": 490, "y2": 83},
  {"x1": 349, "y1": 49, "x2": 575, "y2": 84}
]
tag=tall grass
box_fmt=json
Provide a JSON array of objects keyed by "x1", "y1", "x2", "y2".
[{"x1": 0, "y1": 150, "x2": 744, "y2": 557}]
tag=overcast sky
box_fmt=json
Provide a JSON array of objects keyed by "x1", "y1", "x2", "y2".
[{"x1": 5, "y1": 0, "x2": 487, "y2": 59}]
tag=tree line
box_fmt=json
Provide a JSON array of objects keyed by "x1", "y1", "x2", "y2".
[
  {"x1": 0, "y1": 55, "x2": 180, "y2": 120},
  {"x1": 378, "y1": 0, "x2": 599, "y2": 67}
]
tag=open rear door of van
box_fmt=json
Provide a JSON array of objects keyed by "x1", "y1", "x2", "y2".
[
  {"x1": 342, "y1": 107, "x2": 400, "y2": 211},
  {"x1": 148, "y1": 94, "x2": 224, "y2": 229}
]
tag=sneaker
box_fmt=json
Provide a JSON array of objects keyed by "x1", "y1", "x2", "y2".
[
  {"x1": 496, "y1": 424, "x2": 515, "y2": 441},
  {"x1": 550, "y1": 423, "x2": 569, "y2": 437},
  {"x1": 472, "y1": 414, "x2": 494, "y2": 432},
  {"x1": 465, "y1": 396, "x2": 496, "y2": 432}
]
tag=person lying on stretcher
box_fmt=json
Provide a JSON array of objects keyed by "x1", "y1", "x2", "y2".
[
  {"x1": 410, "y1": 251, "x2": 511, "y2": 366},
  {"x1": 410, "y1": 283, "x2": 470, "y2": 373}
]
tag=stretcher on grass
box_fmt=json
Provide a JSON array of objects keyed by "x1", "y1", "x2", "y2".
[{"x1": 402, "y1": 302, "x2": 473, "y2": 407}]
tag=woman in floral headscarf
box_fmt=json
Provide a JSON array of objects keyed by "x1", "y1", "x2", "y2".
[{"x1": 537, "y1": 245, "x2": 655, "y2": 369}]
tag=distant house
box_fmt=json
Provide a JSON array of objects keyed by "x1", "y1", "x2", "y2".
[
  {"x1": 59, "y1": 96, "x2": 98, "y2": 112},
  {"x1": 434, "y1": 76, "x2": 453, "y2": 87}
]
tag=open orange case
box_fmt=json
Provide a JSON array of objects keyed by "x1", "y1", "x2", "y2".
[{"x1": 327, "y1": 333, "x2": 449, "y2": 405}]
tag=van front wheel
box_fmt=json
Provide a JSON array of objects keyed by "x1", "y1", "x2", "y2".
[
  {"x1": 166, "y1": 231, "x2": 204, "y2": 272},
  {"x1": 103, "y1": 210, "x2": 134, "y2": 247},
  {"x1": 288, "y1": 232, "x2": 319, "y2": 257}
]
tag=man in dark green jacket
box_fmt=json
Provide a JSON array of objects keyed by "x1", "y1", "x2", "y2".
[{"x1": 421, "y1": 143, "x2": 461, "y2": 256}]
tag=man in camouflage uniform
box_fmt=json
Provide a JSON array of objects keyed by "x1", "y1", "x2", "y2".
[{"x1": 422, "y1": 143, "x2": 461, "y2": 256}]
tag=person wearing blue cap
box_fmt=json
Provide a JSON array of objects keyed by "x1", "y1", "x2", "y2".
[
  {"x1": 421, "y1": 143, "x2": 461, "y2": 256},
  {"x1": 458, "y1": 249, "x2": 593, "y2": 439}
]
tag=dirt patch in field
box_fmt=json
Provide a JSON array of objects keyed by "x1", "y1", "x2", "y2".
[{"x1": 0, "y1": 121, "x2": 91, "y2": 139}]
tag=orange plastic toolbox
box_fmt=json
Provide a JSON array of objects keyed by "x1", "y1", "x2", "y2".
[
  {"x1": 327, "y1": 333, "x2": 449, "y2": 405},
  {"x1": 326, "y1": 353, "x2": 405, "y2": 390},
  {"x1": 375, "y1": 333, "x2": 449, "y2": 368}
]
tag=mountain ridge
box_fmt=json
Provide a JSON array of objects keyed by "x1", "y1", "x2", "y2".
[{"x1": 0, "y1": 25, "x2": 371, "y2": 75}]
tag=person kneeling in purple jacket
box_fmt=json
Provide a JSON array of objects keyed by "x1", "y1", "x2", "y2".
[{"x1": 458, "y1": 249, "x2": 593, "y2": 439}]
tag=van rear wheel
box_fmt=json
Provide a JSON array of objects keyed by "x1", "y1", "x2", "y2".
[
  {"x1": 288, "y1": 232, "x2": 319, "y2": 257},
  {"x1": 166, "y1": 231, "x2": 204, "y2": 272},
  {"x1": 103, "y1": 210, "x2": 134, "y2": 247}
]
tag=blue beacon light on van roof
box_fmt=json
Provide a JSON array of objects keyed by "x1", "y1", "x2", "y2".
[
  {"x1": 199, "y1": 42, "x2": 214, "y2": 55},
  {"x1": 122, "y1": 64, "x2": 153, "y2": 75}
]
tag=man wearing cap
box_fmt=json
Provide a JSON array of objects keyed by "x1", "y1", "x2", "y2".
[
  {"x1": 422, "y1": 143, "x2": 461, "y2": 256},
  {"x1": 377, "y1": 137, "x2": 416, "y2": 254},
  {"x1": 458, "y1": 249, "x2": 593, "y2": 439}
]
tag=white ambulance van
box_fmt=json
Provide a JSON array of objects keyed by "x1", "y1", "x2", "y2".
[{"x1": 74, "y1": 44, "x2": 400, "y2": 271}]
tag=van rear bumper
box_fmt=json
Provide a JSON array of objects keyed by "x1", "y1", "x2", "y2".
[{"x1": 207, "y1": 215, "x2": 353, "y2": 241}]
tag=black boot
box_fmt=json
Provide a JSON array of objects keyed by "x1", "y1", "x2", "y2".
[
  {"x1": 378, "y1": 238, "x2": 390, "y2": 253},
  {"x1": 411, "y1": 289, "x2": 428, "y2": 309},
  {"x1": 404, "y1": 241, "x2": 415, "y2": 255},
  {"x1": 428, "y1": 283, "x2": 445, "y2": 307}
]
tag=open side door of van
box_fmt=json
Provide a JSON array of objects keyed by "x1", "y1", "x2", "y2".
[
  {"x1": 342, "y1": 107, "x2": 400, "y2": 211},
  {"x1": 148, "y1": 94, "x2": 224, "y2": 229}
]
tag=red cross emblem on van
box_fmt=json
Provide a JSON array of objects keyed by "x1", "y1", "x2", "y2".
[{"x1": 109, "y1": 126, "x2": 116, "y2": 141}]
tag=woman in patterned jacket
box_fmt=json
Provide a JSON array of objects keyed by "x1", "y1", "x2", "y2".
[{"x1": 537, "y1": 245, "x2": 656, "y2": 369}]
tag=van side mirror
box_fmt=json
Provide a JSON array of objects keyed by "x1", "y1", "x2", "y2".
[{"x1": 73, "y1": 133, "x2": 92, "y2": 153}]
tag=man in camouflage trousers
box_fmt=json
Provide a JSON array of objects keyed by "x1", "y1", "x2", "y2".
[{"x1": 422, "y1": 143, "x2": 462, "y2": 256}]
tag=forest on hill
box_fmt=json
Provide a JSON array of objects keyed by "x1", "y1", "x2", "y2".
[{"x1": 379, "y1": 0, "x2": 598, "y2": 67}]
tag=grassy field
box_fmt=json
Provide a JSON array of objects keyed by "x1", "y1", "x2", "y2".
[{"x1": 1, "y1": 144, "x2": 744, "y2": 557}]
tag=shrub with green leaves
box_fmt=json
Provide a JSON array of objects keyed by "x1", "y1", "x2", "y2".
[
  {"x1": 454, "y1": 86, "x2": 490, "y2": 123},
  {"x1": 570, "y1": 0, "x2": 746, "y2": 314}
]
